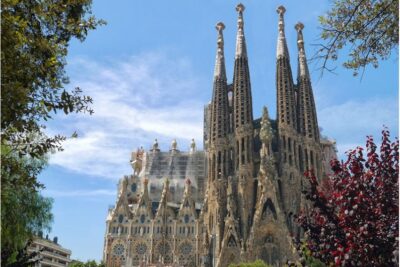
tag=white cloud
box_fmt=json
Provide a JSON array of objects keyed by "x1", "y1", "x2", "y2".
[
  {"x1": 44, "y1": 189, "x2": 116, "y2": 197},
  {"x1": 48, "y1": 52, "x2": 207, "y2": 179}
]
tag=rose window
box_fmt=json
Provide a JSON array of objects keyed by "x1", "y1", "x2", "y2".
[
  {"x1": 113, "y1": 244, "x2": 125, "y2": 256},
  {"x1": 135, "y1": 243, "x2": 147, "y2": 254},
  {"x1": 179, "y1": 243, "x2": 192, "y2": 255}
]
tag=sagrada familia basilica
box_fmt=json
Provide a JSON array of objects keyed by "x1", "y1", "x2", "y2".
[{"x1": 103, "y1": 4, "x2": 337, "y2": 267}]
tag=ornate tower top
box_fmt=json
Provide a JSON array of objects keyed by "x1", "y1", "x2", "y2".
[
  {"x1": 152, "y1": 138, "x2": 159, "y2": 151},
  {"x1": 235, "y1": 3, "x2": 247, "y2": 58},
  {"x1": 171, "y1": 139, "x2": 178, "y2": 150},
  {"x1": 276, "y1": 5, "x2": 289, "y2": 59},
  {"x1": 295, "y1": 22, "x2": 309, "y2": 78},
  {"x1": 190, "y1": 138, "x2": 196, "y2": 152},
  {"x1": 214, "y1": 22, "x2": 227, "y2": 80}
]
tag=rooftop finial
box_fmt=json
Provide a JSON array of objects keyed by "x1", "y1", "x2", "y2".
[
  {"x1": 295, "y1": 22, "x2": 305, "y2": 49},
  {"x1": 235, "y1": 4, "x2": 247, "y2": 58},
  {"x1": 295, "y1": 22, "x2": 309, "y2": 78},
  {"x1": 214, "y1": 22, "x2": 227, "y2": 79},
  {"x1": 216, "y1": 22, "x2": 225, "y2": 49},
  {"x1": 236, "y1": 3, "x2": 245, "y2": 12},
  {"x1": 236, "y1": 3, "x2": 245, "y2": 29},
  {"x1": 276, "y1": 5, "x2": 289, "y2": 58},
  {"x1": 277, "y1": 5, "x2": 286, "y2": 32},
  {"x1": 277, "y1": 5, "x2": 286, "y2": 15}
]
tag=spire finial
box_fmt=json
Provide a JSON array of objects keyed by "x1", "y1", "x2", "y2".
[
  {"x1": 276, "y1": 5, "x2": 289, "y2": 58},
  {"x1": 277, "y1": 5, "x2": 286, "y2": 15},
  {"x1": 295, "y1": 22, "x2": 309, "y2": 78},
  {"x1": 295, "y1": 22, "x2": 305, "y2": 49},
  {"x1": 236, "y1": 3, "x2": 245, "y2": 29},
  {"x1": 216, "y1": 22, "x2": 225, "y2": 49},
  {"x1": 236, "y1": 3, "x2": 245, "y2": 12},
  {"x1": 276, "y1": 5, "x2": 286, "y2": 32},
  {"x1": 235, "y1": 4, "x2": 247, "y2": 58},
  {"x1": 214, "y1": 22, "x2": 226, "y2": 79},
  {"x1": 216, "y1": 22, "x2": 225, "y2": 50}
]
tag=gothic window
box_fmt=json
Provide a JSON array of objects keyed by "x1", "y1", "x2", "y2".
[
  {"x1": 179, "y1": 242, "x2": 193, "y2": 255},
  {"x1": 227, "y1": 235, "x2": 237, "y2": 247},
  {"x1": 157, "y1": 241, "x2": 171, "y2": 255},
  {"x1": 118, "y1": 214, "x2": 123, "y2": 223},
  {"x1": 112, "y1": 244, "x2": 125, "y2": 256},
  {"x1": 135, "y1": 243, "x2": 147, "y2": 255},
  {"x1": 140, "y1": 214, "x2": 145, "y2": 224},
  {"x1": 131, "y1": 183, "x2": 137, "y2": 192},
  {"x1": 184, "y1": 214, "x2": 190, "y2": 224},
  {"x1": 265, "y1": 234, "x2": 274, "y2": 243},
  {"x1": 262, "y1": 199, "x2": 277, "y2": 221}
]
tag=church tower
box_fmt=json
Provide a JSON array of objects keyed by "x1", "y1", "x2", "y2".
[
  {"x1": 275, "y1": 6, "x2": 302, "y2": 237},
  {"x1": 232, "y1": 3, "x2": 255, "y2": 245},
  {"x1": 205, "y1": 21, "x2": 230, "y2": 265},
  {"x1": 295, "y1": 22, "x2": 322, "y2": 179}
]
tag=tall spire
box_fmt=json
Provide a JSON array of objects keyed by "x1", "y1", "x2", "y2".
[
  {"x1": 209, "y1": 21, "x2": 230, "y2": 178},
  {"x1": 276, "y1": 5, "x2": 296, "y2": 129},
  {"x1": 276, "y1": 6, "x2": 289, "y2": 59},
  {"x1": 235, "y1": 3, "x2": 247, "y2": 58},
  {"x1": 295, "y1": 22, "x2": 310, "y2": 78},
  {"x1": 233, "y1": 3, "x2": 253, "y2": 130},
  {"x1": 214, "y1": 22, "x2": 226, "y2": 80},
  {"x1": 295, "y1": 22, "x2": 319, "y2": 141},
  {"x1": 232, "y1": 3, "x2": 254, "y2": 245}
]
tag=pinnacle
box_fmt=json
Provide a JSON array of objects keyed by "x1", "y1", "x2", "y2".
[
  {"x1": 215, "y1": 22, "x2": 225, "y2": 32},
  {"x1": 276, "y1": 5, "x2": 286, "y2": 15},
  {"x1": 295, "y1": 22, "x2": 304, "y2": 32},
  {"x1": 236, "y1": 3, "x2": 245, "y2": 13}
]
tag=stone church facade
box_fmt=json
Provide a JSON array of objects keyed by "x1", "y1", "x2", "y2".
[{"x1": 103, "y1": 4, "x2": 337, "y2": 267}]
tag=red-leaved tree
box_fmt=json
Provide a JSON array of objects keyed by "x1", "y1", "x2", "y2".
[{"x1": 297, "y1": 129, "x2": 399, "y2": 266}]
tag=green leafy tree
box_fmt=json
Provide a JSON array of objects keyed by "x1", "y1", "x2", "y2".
[
  {"x1": 314, "y1": 0, "x2": 398, "y2": 76},
  {"x1": 1, "y1": 0, "x2": 104, "y2": 265},
  {"x1": 70, "y1": 260, "x2": 106, "y2": 267},
  {"x1": 1, "y1": 145, "x2": 53, "y2": 266},
  {"x1": 1, "y1": 0, "x2": 105, "y2": 158},
  {"x1": 229, "y1": 259, "x2": 271, "y2": 267}
]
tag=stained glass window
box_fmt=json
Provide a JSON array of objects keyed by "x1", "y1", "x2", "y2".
[{"x1": 113, "y1": 244, "x2": 124, "y2": 256}]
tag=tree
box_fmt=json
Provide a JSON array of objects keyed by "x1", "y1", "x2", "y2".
[
  {"x1": 1, "y1": 0, "x2": 105, "y2": 159},
  {"x1": 314, "y1": 0, "x2": 398, "y2": 76},
  {"x1": 1, "y1": 145, "x2": 53, "y2": 266},
  {"x1": 70, "y1": 259, "x2": 106, "y2": 267},
  {"x1": 1, "y1": 0, "x2": 104, "y2": 265},
  {"x1": 228, "y1": 260, "x2": 271, "y2": 267},
  {"x1": 296, "y1": 129, "x2": 399, "y2": 266}
]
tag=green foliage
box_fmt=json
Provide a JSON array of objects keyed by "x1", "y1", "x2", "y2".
[
  {"x1": 1, "y1": 145, "x2": 53, "y2": 266},
  {"x1": 1, "y1": 0, "x2": 105, "y2": 159},
  {"x1": 1, "y1": 0, "x2": 104, "y2": 266},
  {"x1": 229, "y1": 259, "x2": 271, "y2": 267},
  {"x1": 315, "y1": 0, "x2": 398, "y2": 76},
  {"x1": 70, "y1": 260, "x2": 106, "y2": 267},
  {"x1": 298, "y1": 242, "x2": 327, "y2": 267}
]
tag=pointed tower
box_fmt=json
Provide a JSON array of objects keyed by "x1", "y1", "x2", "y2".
[
  {"x1": 295, "y1": 22, "x2": 322, "y2": 178},
  {"x1": 232, "y1": 3, "x2": 255, "y2": 245},
  {"x1": 205, "y1": 22, "x2": 230, "y2": 265},
  {"x1": 208, "y1": 21, "x2": 230, "y2": 181},
  {"x1": 275, "y1": 6, "x2": 302, "y2": 234},
  {"x1": 276, "y1": 5, "x2": 297, "y2": 131}
]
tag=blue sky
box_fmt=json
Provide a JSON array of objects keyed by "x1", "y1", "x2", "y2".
[{"x1": 38, "y1": 0, "x2": 398, "y2": 262}]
